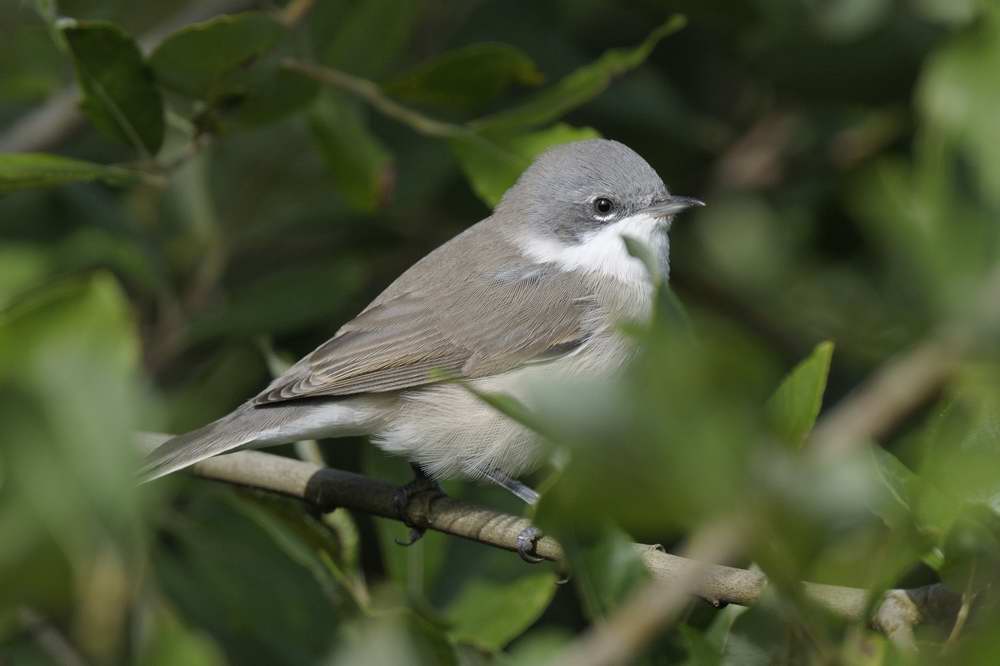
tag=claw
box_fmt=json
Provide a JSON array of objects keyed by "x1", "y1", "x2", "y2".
[
  {"x1": 391, "y1": 467, "x2": 444, "y2": 547},
  {"x1": 395, "y1": 526, "x2": 426, "y2": 547},
  {"x1": 516, "y1": 526, "x2": 544, "y2": 563}
]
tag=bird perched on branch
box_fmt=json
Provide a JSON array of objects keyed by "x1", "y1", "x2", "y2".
[{"x1": 142, "y1": 139, "x2": 702, "y2": 559}]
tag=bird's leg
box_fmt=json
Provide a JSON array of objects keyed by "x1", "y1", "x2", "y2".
[
  {"x1": 485, "y1": 469, "x2": 540, "y2": 505},
  {"x1": 392, "y1": 463, "x2": 445, "y2": 546},
  {"x1": 485, "y1": 469, "x2": 547, "y2": 563}
]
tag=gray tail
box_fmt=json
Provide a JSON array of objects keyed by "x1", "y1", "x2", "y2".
[{"x1": 139, "y1": 405, "x2": 263, "y2": 482}]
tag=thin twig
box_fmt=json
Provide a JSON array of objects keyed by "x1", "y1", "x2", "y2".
[
  {"x1": 134, "y1": 438, "x2": 962, "y2": 648},
  {"x1": 808, "y1": 338, "x2": 959, "y2": 460},
  {"x1": 276, "y1": 0, "x2": 315, "y2": 27},
  {"x1": 16, "y1": 607, "x2": 88, "y2": 666},
  {"x1": 945, "y1": 588, "x2": 976, "y2": 651},
  {"x1": 281, "y1": 59, "x2": 468, "y2": 139}
]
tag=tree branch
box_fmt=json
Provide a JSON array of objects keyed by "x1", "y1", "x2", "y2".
[
  {"x1": 147, "y1": 444, "x2": 961, "y2": 652},
  {"x1": 281, "y1": 59, "x2": 468, "y2": 139}
]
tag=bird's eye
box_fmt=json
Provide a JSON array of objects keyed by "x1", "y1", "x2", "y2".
[{"x1": 593, "y1": 197, "x2": 615, "y2": 217}]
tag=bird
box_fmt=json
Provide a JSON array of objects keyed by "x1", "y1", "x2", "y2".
[{"x1": 142, "y1": 139, "x2": 703, "y2": 556}]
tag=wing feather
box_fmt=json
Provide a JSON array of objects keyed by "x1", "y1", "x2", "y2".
[{"x1": 253, "y1": 262, "x2": 593, "y2": 404}]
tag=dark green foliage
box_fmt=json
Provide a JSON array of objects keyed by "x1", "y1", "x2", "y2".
[
  {"x1": 63, "y1": 21, "x2": 165, "y2": 154},
  {"x1": 3, "y1": 0, "x2": 1000, "y2": 664}
]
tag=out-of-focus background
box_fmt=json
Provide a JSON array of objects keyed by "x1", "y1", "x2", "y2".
[{"x1": 3, "y1": 0, "x2": 1000, "y2": 664}]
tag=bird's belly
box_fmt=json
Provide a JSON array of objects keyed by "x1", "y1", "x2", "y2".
[{"x1": 371, "y1": 328, "x2": 636, "y2": 480}]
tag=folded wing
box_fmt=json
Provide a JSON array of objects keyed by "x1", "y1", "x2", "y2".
[{"x1": 254, "y1": 264, "x2": 594, "y2": 404}]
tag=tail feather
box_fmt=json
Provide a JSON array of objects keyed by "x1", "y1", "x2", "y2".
[
  {"x1": 138, "y1": 396, "x2": 391, "y2": 482},
  {"x1": 139, "y1": 408, "x2": 258, "y2": 482}
]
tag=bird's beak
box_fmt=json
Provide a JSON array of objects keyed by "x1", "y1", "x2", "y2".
[{"x1": 641, "y1": 195, "x2": 705, "y2": 219}]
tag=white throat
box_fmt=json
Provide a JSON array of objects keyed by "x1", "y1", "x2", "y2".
[{"x1": 518, "y1": 213, "x2": 670, "y2": 284}]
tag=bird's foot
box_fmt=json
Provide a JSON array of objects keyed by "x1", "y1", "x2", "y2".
[
  {"x1": 392, "y1": 469, "x2": 445, "y2": 547},
  {"x1": 516, "y1": 526, "x2": 545, "y2": 563}
]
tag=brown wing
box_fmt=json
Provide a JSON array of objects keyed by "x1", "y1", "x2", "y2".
[{"x1": 253, "y1": 265, "x2": 594, "y2": 404}]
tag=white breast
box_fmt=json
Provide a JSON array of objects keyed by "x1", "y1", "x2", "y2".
[{"x1": 518, "y1": 213, "x2": 670, "y2": 285}]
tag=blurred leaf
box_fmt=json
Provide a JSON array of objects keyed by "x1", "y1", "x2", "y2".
[
  {"x1": 0, "y1": 153, "x2": 137, "y2": 193},
  {"x1": 765, "y1": 341, "x2": 834, "y2": 447},
  {"x1": 463, "y1": 382, "x2": 552, "y2": 439},
  {"x1": 185, "y1": 260, "x2": 366, "y2": 344},
  {"x1": 470, "y1": 15, "x2": 686, "y2": 134},
  {"x1": 451, "y1": 123, "x2": 600, "y2": 207},
  {"x1": 30, "y1": 0, "x2": 65, "y2": 52},
  {"x1": 231, "y1": 491, "x2": 360, "y2": 605},
  {"x1": 225, "y1": 64, "x2": 320, "y2": 127},
  {"x1": 939, "y1": 505, "x2": 1000, "y2": 595},
  {"x1": 506, "y1": 628, "x2": 573, "y2": 665},
  {"x1": 384, "y1": 43, "x2": 543, "y2": 112},
  {"x1": 310, "y1": 93, "x2": 395, "y2": 212},
  {"x1": 0, "y1": 23, "x2": 64, "y2": 100},
  {"x1": 149, "y1": 12, "x2": 284, "y2": 100},
  {"x1": 164, "y1": 344, "x2": 266, "y2": 432},
  {"x1": 0, "y1": 273, "x2": 146, "y2": 620},
  {"x1": 321, "y1": 0, "x2": 418, "y2": 78},
  {"x1": 918, "y1": 5, "x2": 1000, "y2": 204},
  {"x1": 62, "y1": 21, "x2": 164, "y2": 154},
  {"x1": 0, "y1": 245, "x2": 49, "y2": 308},
  {"x1": 721, "y1": 602, "x2": 807, "y2": 666},
  {"x1": 917, "y1": 378, "x2": 1000, "y2": 512},
  {"x1": 534, "y1": 318, "x2": 774, "y2": 534},
  {"x1": 552, "y1": 527, "x2": 648, "y2": 621},
  {"x1": 622, "y1": 234, "x2": 664, "y2": 285},
  {"x1": 443, "y1": 571, "x2": 557, "y2": 651},
  {"x1": 914, "y1": 0, "x2": 979, "y2": 25},
  {"x1": 679, "y1": 624, "x2": 723, "y2": 666},
  {"x1": 651, "y1": 284, "x2": 695, "y2": 336},
  {"x1": 329, "y1": 611, "x2": 457, "y2": 666},
  {"x1": 139, "y1": 608, "x2": 226, "y2": 666},
  {"x1": 868, "y1": 447, "x2": 921, "y2": 529},
  {"x1": 154, "y1": 487, "x2": 351, "y2": 665}
]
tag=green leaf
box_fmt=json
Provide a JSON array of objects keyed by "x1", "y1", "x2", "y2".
[
  {"x1": 451, "y1": 123, "x2": 600, "y2": 207},
  {"x1": 225, "y1": 64, "x2": 320, "y2": 127},
  {"x1": 622, "y1": 233, "x2": 664, "y2": 285},
  {"x1": 766, "y1": 341, "x2": 834, "y2": 447},
  {"x1": 139, "y1": 608, "x2": 226, "y2": 666},
  {"x1": 470, "y1": 15, "x2": 686, "y2": 134},
  {"x1": 149, "y1": 12, "x2": 285, "y2": 100},
  {"x1": 443, "y1": 571, "x2": 557, "y2": 650},
  {"x1": 0, "y1": 153, "x2": 137, "y2": 193},
  {"x1": 185, "y1": 260, "x2": 366, "y2": 344},
  {"x1": 320, "y1": 0, "x2": 418, "y2": 78},
  {"x1": 328, "y1": 611, "x2": 457, "y2": 666},
  {"x1": 384, "y1": 43, "x2": 543, "y2": 112},
  {"x1": 310, "y1": 93, "x2": 395, "y2": 212},
  {"x1": 461, "y1": 382, "x2": 554, "y2": 439},
  {"x1": 506, "y1": 629, "x2": 574, "y2": 665},
  {"x1": 361, "y1": 448, "x2": 449, "y2": 600},
  {"x1": 62, "y1": 21, "x2": 164, "y2": 155},
  {"x1": 0, "y1": 245, "x2": 49, "y2": 309},
  {"x1": 557, "y1": 527, "x2": 649, "y2": 620},
  {"x1": 917, "y1": 6, "x2": 1000, "y2": 204},
  {"x1": 153, "y1": 487, "x2": 353, "y2": 666},
  {"x1": 722, "y1": 601, "x2": 808, "y2": 666},
  {"x1": 868, "y1": 446, "x2": 947, "y2": 569},
  {"x1": 0, "y1": 273, "x2": 146, "y2": 615}
]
